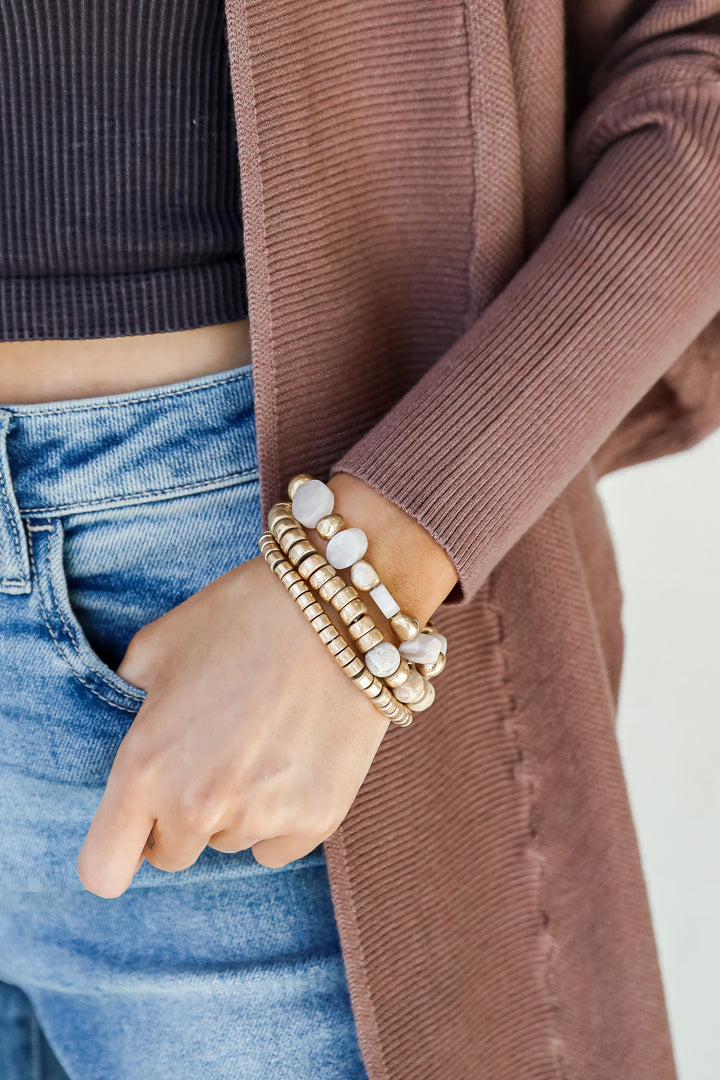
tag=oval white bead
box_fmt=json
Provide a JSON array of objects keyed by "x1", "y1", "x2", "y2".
[
  {"x1": 398, "y1": 633, "x2": 442, "y2": 665},
  {"x1": 369, "y1": 583, "x2": 400, "y2": 617},
  {"x1": 365, "y1": 641, "x2": 402, "y2": 678},
  {"x1": 291, "y1": 479, "x2": 334, "y2": 528},
  {"x1": 325, "y1": 527, "x2": 368, "y2": 569}
]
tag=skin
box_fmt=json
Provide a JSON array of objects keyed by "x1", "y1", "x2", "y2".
[{"x1": 0, "y1": 323, "x2": 459, "y2": 898}]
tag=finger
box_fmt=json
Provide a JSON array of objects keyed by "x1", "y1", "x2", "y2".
[
  {"x1": 207, "y1": 826, "x2": 266, "y2": 854},
  {"x1": 141, "y1": 818, "x2": 210, "y2": 873},
  {"x1": 77, "y1": 766, "x2": 157, "y2": 898},
  {"x1": 251, "y1": 834, "x2": 326, "y2": 869}
]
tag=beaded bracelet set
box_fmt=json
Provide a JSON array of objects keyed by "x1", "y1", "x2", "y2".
[{"x1": 257, "y1": 473, "x2": 448, "y2": 728}]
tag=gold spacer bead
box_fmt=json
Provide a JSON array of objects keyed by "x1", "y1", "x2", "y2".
[
  {"x1": 382, "y1": 698, "x2": 412, "y2": 723},
  {"x1": 330, "y1": 585, "x2": 359, "y2": 612},
  {"x1": 363, "y1": 675, "x2": 385, "y2": 699},
  {"x1": 308, "y1": 563, "x2": 336, "y2": 590},
  {"x1": 288, "y1": 579, "x2": 312, "y2": 601},
  {"x1": 272, "y1": 558, "x2": 294, "y2": 579},
  {"x1": 417, "y1": 651, "x2": 446, "y2": 679},
  {"x1": 373, "y1": 685, "x2": 393, "y2": 709},
  {"x1": 318, "y1": 575, "x2": 347, "y2": 603},
  {"x1": 334, "y1": 645, "x2": 358, "y2": 668},
  {"x1": 337, "y1": 596, "x2": 367, "y2": 626},
  {"x1": 287, "y1": 474, "x2": 315, "y2": 500},
  {"x1": 327, "y1": 634, "x2": 350, "y2": 657},
  {"x1": 390, "y1": 611, "x2": 420, "y2": 642},
  {"x1": 279, "y1": 567, "x2": 303, "y2": 588},
  {"x1": 342, "y1": 655, "x2": 365, "y2": 678},
  {"x1": 408, "y1": 680, "x2": 436, "y2": 712},
  {"x1": 296, "y1": 551, "x2": 328, "y2": 581},
  {"x1": 356, "y1": 626, "x2": 384, "y2": 653},
  {"x1": 310, "y1": 611, "x2": 333, "y2": 633},
  {"x1": 384, "y1": 656, "x2": 411, "y2": 687},
  {"x1": 390, "y1": 710, "x2": 413, "y2": 728},
  {"x1": 319, "y1": 623, "x2": 341, "y2": 645},
  {"x1": 286, "y1": 538, "x2": 316, "y2": 565},
  {"x1": 265, "y1": 548, "x2": 287, "y2": 573},
  {"x1": 295, "y1": 590, "x2": 317, "y2": 612},
  {"x1": 271, "y1": 517, "x2": 299, "y2": 544},
  {"x1": 277, "y1": 526, "x2": 306, "y2": 554},
  {"x1": 346, "y1": 614, "x2": 376, "y2": 641},
  {"x1": 315, "y1": 513, "x2": 344, "y2": 540},
  {"x1": 351, "y1": 667, "x2": 375, "y2": 692},
  {"x1": 268, "y1": 502, "x2": 294, "y2": 530},
  {"x1": 302, "y1": 601, "x2": 325, "y2": 622}
]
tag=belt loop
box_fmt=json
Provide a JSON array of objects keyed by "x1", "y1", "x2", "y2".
[{"x1": 0, "y1": 410, "x2": 31, "y2": 595}]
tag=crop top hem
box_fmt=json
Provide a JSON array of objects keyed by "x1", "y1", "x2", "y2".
[{"x1": 0, "y1": 258, "x2": 249, "y2": 342}]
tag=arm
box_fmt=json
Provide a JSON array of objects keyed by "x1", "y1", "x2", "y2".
[{"x1": 328, "y1": 2, "x2": 720, "y2": 607}]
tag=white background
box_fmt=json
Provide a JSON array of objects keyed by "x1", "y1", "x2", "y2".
[{"x1": 597, "y1": 429, "x2": 720, "y2": 1080}]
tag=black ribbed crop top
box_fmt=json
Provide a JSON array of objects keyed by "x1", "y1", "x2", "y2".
[{"x1": 0, "y1": 0, "x2": 248, "y2": 341}]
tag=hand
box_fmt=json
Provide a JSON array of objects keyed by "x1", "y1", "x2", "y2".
[
  {"x1": 76, "y1": 553, "x2": 391, "y2": 898},
  {"x1": 76, "y1": 473, "x2": 458, "y2": 899}
]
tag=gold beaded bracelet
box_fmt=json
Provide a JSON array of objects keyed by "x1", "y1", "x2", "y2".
[
  {"x1": 258, "y1": 530, "x2": 414, "y2": 726},
  {"x1": 262, "y1": 495, "x2": 443, "y2": 717}
]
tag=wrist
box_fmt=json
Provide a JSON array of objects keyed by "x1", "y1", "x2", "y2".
[{"x1": 322, "y1": 471, "x2": 457, "y2": 628}]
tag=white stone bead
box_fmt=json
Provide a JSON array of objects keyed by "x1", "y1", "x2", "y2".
[
  {"x1": 350, "y1": 559, "x2": 380, "y2": 591},
  {"x1": 365, "y1": 641, "x2": 402, "y2": 678},
  {"x1": 426, "y1": 628, "x2": 448, "y2": 654},
  {"x1": 398, "y1": 633, "x2": 442, "y2": 665},
  {"x1": 325, "y1": 527, "x2": 368, "y2": 569},
  {"x1": 393, "y1": 668, "x2": 426, "y2": 704},
  {"x1": 369, "y1": 583, "x2": 400, "y2": 618},
  {"x1": 291, "y1": 479, "x2": 334, "y2": 528}
]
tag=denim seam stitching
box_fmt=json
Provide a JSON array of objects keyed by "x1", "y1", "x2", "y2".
[
  {"x1": 26, "y1": 526, "x2": 140, "y2": 714},
  {"x1": 31, "y1": 522, "x2": 82, "y2": 652},
  {"x1": 11, "y1": 369, "x2": 252, "y2": 417},
  {"x1": 22, "y1": 468, "x2": 259, "y2": 515},
  {"x1": 0, "y1": 452, "x2": 25, "y2": 572}
]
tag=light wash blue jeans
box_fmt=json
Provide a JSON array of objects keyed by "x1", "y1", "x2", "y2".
[{"x1": 0, "y1": 364, "x2": 369, "y2": 1080}]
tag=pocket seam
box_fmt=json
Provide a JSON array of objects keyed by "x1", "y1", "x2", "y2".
[{"x1": 26, "y1": 522, "x2": 144, "y2": 713}]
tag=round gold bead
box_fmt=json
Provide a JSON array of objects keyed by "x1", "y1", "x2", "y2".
[
  {"x1": 330, "y1": 585, "x2": 358, "y2": 612},
  {"x1": 355, "y1": 626, "x2": 384, "y2": 653},
  {"x1": 315, "y1": 513, "x2": 344, "y2": 540},
  {"x1": 308, "y1": 563, "x2": 336, "y2": 590},
  {"x1": 384, "y1": 656, "x2": 411, "y2": 687},
  {"x1": 296, "y1": 551, "x2": 328, "y2": 581},
  {"x1": 288, "y1": 579, "x2": 312, "y2": 601},
  {"x1": 408, "y1": 679, "x2": 436, "y2": 712},
  {"x1": 350, "y1": 560, "x2": 380, "y2": 591},
  {"x1": 417, "y1": 651, "x2": 446, "y2": 679},
  {"x1": 390, "y1": 611, "x2": 420, "y2": 642},
  {"x1": 346, "y1": 614, "x2": 376, "y2": 641},
  {"x1": 337, "y1": 596, "x2": 367, "y2": 626},
  {"x1": 318, "y1": 575, "x2": 347, "y2": 603},
  {"x1": 287, "y1": 474, "x2": 315, "y2": 500},
  {"x1": 286, "y1": 538, "x2": 315, "y2": 565},
  {"x1": 392, "y1": 667, "x2": 426, "y2": 704}
]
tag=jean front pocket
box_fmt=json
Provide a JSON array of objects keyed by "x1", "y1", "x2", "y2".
[{"x1": 26, "y1": 518, "x2": 148, "y2": 711}]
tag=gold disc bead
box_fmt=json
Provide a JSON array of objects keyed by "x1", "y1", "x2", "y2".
[
  {"x1": 355, "y1": 626, "x2": 385, "y2": 653},
  {"x1": 310, "y1": 610, "x2": 333, "y2": 634},
  {"x1": 301, "y1": 600, "x2": 326, "y2": 622},
  {"x1": 346, "y1": 614, "x2": 376, "y2": 642},
  {"x1": 296, "y1": 551, "x2": 329, "y2": 581},
  {"x1": 315, "y1": 513, "x2": 344, "y2": 540},
  {"x1": 390, "y1": 611, "x2": 420, "y2": 642},
  {"x1": 267, "y1": 502, "x2": 294, "y2": 531},
  {"x1": 318, "y1": 575, "x2": 347, "y2": 603},
  {"x1": 271, "y1": 517, "x2": 299, "y2": 545},
  {"x1": 337, "y1": 596, "x2": 368, "y2": 626},
  {"x1": 277, "y1": 526, "x2": 306, "y2": 554},
  {"x1": 308, "y1": 563, "x2": 337, "y2": 591},
  {"x1": 287, "y1": 474, "x2": 315, "y2": 500},
  {"x1": 288, "y1": 579, "x2": 312, "y2": 601},
  {"x1": 286, "y1": 538, "x2": 316, "y2": 566},
  {"x1": 330, "y1": 585, "x2": 359, "y2": 612},
  {"x1": 279, "y1": 567, "x2": 303, "y2": 588},
  {"x1": 351, "y1": 668, "x2": 375, "y2": 692},
  {"x1": 383, "y1": 655, "x2": 411, "y2": 687}
]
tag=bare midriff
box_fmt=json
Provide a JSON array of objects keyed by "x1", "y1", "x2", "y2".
[{"x1": 0, "y1": 319, "x2": 252, "y2": 404}]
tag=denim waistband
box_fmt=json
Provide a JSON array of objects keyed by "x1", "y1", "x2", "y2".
[{"x1": 0, "y1": 363, "x2": 258, "y2": 594}]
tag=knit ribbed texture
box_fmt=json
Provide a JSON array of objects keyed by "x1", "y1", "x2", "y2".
[
  {"x1": 0, "y1": 0, "x2": 247, "y2": 340},
  {"x1": 225, "y1": 1, "x2": 720, "y2": 1077}
]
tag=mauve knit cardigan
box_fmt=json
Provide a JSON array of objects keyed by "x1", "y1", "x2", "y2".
[{"x1": 225, "y1": 0, "x2": 720, "y2": 1077}]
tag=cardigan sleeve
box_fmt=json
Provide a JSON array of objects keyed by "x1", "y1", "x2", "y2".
[{"x1": 327, "y1": 1, "x2": 720, "y2": 608}]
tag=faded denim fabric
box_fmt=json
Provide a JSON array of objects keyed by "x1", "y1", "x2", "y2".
[{"x1": 0, "y1": 364, "x2": 368, "y2": 1080}]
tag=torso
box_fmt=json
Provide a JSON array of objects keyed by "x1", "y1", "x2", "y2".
[{"x1": 0, "y1": 320, "x2": 252, "y2": 404}]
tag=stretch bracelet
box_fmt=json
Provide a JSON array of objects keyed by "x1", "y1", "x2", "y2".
[
  {"x1": 258, "y1": 530, "x2": 414, "y2": 727},
  {"x1": 287, "y1": 474, "x2": 447, "y2": 680},
  {"x1": 265, "y1": 497, "x2": 443, "y2": 716}
]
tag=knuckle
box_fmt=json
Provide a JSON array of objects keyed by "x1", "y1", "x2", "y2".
[{"x1": 175, "y1": 787, "x2": 228, "y2": 834}]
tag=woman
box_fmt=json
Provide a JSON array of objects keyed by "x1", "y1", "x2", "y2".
[{"x1": 1, "y1": 0, "x2": 718, "y2": 1077}]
